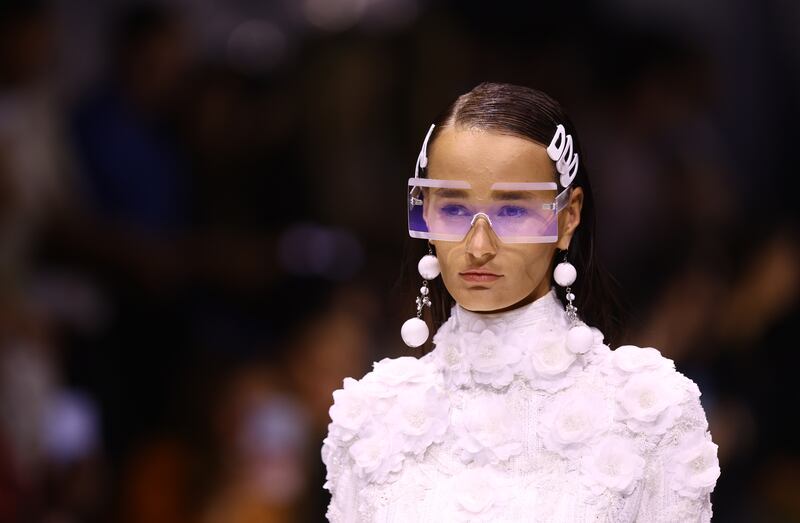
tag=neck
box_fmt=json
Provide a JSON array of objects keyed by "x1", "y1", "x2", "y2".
[{"x1": 452, "y1": 287, "x2": 563, "y2": 334}]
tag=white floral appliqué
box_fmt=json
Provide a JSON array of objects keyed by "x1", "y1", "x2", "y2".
[
  {"x1": 366, "y1": 356, "x2": 436, "y2": 389},
  {"x1": 581, "y1": 434, "x2": 645, "y2": 496},
  {"x1": 447, "y1": 466, "x2": 513, "y2": 522},
  {"x1": 519, "y1": 330, "x2": 581, "y2": 393},
  {"x1": 433, "y1": 324, "x2": 472, "y2": 388},
  {"x1": 348, "y1": 432, "x2": 405, "y2": 484},
  {"x1": 384, "y1": 385, "x2": 449, "y2": 456},
  {"x1": 451, "y1": 394, "x2": 524, "y2": 465},
  {"x1": 325, "y1": 356, "x2": 449, "y2": 485},
  {"x1": 328, "y1": 378, "x2": 376, "y2": 442},
  {"x1": 667, "y1": 431, "x2": 721, "y2": 498},
  {"x1": 539, "y1": 387, "x2": 611, "y2": 459},
  {"x1": 603, "y1": 345, "x2": 675, "y2": 385},
  {"x1": 615, "y1": 370, "x2": 684, "y2": 435},
  {"x1": 460, "y1": 328, "x2": 523, "y2": 389}
]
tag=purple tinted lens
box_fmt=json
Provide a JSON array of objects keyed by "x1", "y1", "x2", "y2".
[
  {"x1": 407, "y1": 181, "x2": 559, "y2": 242},
  {"x1": 408, "y1": 202, "x2": 429, "y2": 233}
]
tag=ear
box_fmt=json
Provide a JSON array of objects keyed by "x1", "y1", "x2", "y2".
[{"x1": 556, "y1": 187, "x2": 584, "y2": 250}]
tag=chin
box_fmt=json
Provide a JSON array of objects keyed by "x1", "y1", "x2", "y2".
[{"x1": 454, "y1": 292, "x2": 511, "y2": 313}]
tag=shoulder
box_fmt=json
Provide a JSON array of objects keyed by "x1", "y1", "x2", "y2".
[
  {"x1": 325, "y1": 356, "x2": 442, "y2": 444},
  {"x1": 594, "y1": 343, "x2": 720, "y2": 499},
  {"x1": 593, "y1": 343, "x2": 708, "y2": 436},
  {"x1": 610, "y1": 344, "x2": 718, "y2": 479},
  {"x1": 322, "y1": 355, "x2": 448, "y2": 490}
]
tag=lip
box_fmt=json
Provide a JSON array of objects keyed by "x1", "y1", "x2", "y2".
[{"x1": 459, "y1": 271, "x2": 503, "y2": 283}]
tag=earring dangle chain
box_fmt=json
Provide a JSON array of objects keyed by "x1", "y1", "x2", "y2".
[
  {"x1": 561, "y1": 251, "x2": 579, "y2": 325},
  {"x1": 401, "y1": 244, "x2": 440, "y2": 348},
  {"x1": 553, "y1": 249, "x2": 595, "y2": 354},
  {"x1": 415, "y1": 244, "x2": 434, "y2": 317}
]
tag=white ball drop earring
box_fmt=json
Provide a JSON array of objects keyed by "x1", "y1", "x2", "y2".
[
  {"x1": 554, "y1": 250, "x2": 594, "y2": 354},
  {"x1": 401, "y1": 244, "x2": 440, "y2": 348}
]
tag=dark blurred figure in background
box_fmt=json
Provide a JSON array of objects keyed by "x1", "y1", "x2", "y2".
[
  {"x1": 70, "y1": 3, "x2": 192, "y2": 282},
  {"x1": 60, "y1": 4, "x2": 359, "y2": 521},
  {"x1": 114, "y1": 278, "x2": 375, "y2": 523},
  {"x1": 0, "y1": 0, "x2": 68, "y2": 287},
  {"x1": 66, "y1": 2, "x2": 197, "y2": 485},
  {"x1": 65, "y1": 4, "x2": 282, "y2": 506},
  {"x1": 1, "y1": 1, "x2": 106, "y2": 521}
]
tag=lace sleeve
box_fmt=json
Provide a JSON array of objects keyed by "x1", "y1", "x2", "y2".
[
  {"x1": 322, "y1": 434, "x2": 359, "y2": 522},
  {"x1": 635, "y1": 375, "x2": 720, "y2": 522}
]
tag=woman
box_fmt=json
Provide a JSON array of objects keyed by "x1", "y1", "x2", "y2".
[{"x1": 322, "y1": 83, "x2": 720, "y2": 522}]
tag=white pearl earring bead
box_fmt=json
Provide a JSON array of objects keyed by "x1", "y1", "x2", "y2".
[
  {"x1": 401, "y1": 317, "x2": 429, "y2": 347},
  {"x1": 554, "y1": 262, "x2": 576, "y2": 287},
  {"x1": 418, "y1": 254, "x2": 440, "y2": 280},
  {"x1": 566, "y1": 324, "x2": 593, "y2": 354}
]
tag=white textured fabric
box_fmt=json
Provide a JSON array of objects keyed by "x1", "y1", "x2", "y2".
[{"x1": 322, "y1": 288, "x2": 719, "y2": 522}]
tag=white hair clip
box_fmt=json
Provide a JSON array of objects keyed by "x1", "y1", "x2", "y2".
[
  {"x1": 547, "y1": 124, "x2": 579, "y2": 188},
  {"x1": 415, "y1": 123, "x2": 578, "y2": 187},
  {"x1": 415, "y1": 124, "x2": 436, "y2": 178}
]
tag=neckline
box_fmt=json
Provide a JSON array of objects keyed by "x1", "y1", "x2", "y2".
[
  {"x1": 430, "y1": 287, "x2": 588, "y2": 392},
  {"x1": 452, "y1": 287, "x2": 564, "y2": 333}
]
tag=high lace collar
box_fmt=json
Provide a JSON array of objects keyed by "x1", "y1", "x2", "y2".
[
  {"x1": 451, "y1": 287, "x2": 567, "y2": 334},
  {"x1": 430, "y1": 287, "x2": 585, "y2": 392}
]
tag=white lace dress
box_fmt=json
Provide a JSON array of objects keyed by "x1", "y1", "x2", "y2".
[{"x1": 321, "y1": 288, "x2": 720, "y2": 522}]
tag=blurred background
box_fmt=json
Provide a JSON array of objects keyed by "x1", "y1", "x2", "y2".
[{"x1": 0, "y1": 0, "x2": 798, "y2": 521}]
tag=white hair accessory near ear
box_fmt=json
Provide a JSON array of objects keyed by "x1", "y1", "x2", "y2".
[
  {"x1": 414, "y1": 124, "x2": 436, "y2": 178},
  {"x1": 547, "y1": 124, "x2": 579, "y2": 188},
  {"x1": 554, "y1": 249, "x2": 593, "y2": 354},
  {"x1": 401, "y1": 245, "x2": 440, "y2": 347}
]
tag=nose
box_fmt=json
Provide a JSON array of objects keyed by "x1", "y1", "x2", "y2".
[{"x1": 464, "y1": 214, "x2": 498, "y2": 262}]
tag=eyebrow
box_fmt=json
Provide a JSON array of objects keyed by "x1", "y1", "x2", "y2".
[
  {"x1": 493, "y1": 191, "x2": 532, "y2": 201},
  {"x1": 491, "y1": 182, "x2": 557, "y2": 190},
  {"x1": 431, "y1": 188, "x2": 470, "y2": 198}
]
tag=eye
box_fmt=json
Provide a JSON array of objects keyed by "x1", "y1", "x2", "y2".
[
  {"x1": 440, "y1": 204, "x2": 471, "y2": 217},
  {"x1": 497, "y1": 205, "x2": 529, "y2": 218}
]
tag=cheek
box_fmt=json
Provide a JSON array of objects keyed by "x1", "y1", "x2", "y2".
[
  {"x1": 508, "y1": 245, "x2": 554, "y2": 286},
  {"x1": 432, "y1": 241, "x2": 458, "y2": 281}
]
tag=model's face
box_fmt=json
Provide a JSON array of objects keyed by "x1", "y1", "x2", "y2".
[{"x1": 428, "y1": 127, "x2": 583, "y2": 312}]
